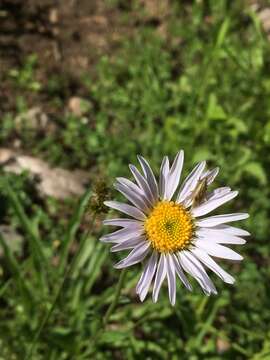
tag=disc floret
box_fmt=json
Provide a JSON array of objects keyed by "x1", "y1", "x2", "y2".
[{"x1": 145, "y1": 201, "x2": 194, "y2": 253}]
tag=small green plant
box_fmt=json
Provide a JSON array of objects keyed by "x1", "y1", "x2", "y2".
[{"x1": 9, "y1": 54, "x2": 41, "y2": 92}]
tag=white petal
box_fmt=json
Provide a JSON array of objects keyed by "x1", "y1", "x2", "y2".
[
  {"x1": 116, "y1": 177, "x2": 146, "y2": 198},
  {"x1": 171, "y1": 254, "x2": 192, "y2": 291},
  {"x1": 177, "y1": 161, "x2": 206, "y2": 203},
  {"x1": 210, "y1": 224, "x2": 250, "y2": 237},
  {"x1": 197, "y1": 228, "x2": 246, "y2": 244},
  {"x1": 183, "y1": 251, "x2": 217, "y2": 294},
  {"x1": 104, "y1": 201, "x2": 146, "y2": 221},
  {"x1": 159, "y1": 156, "x2": 170, "y2": 199},
  {"x1": 103, "y1": 218, "x2": 142, "y2": 228},
  {"x1": 114, "y1": 241, "x2": 150, "y2": 269},
  {"x1": 152, "y1": 254, "x2": 167, "y2": 303},
  {"x1": 178, "y1": 251, "x2": 217, "y2": 295},
  {"x1": 137, "y1": 156, "x2": 159, "y2": 200},
  {"x1": 195, "y1": 240, "x2": 243, "y2": 261},
  {"x1": 100, "y1": 226, "x2": 144, "y2": 243},
  {"x1": 165, "y1": 150, "x2": 184, "y2": 201},
  {"x1": 136, "y1": 251, "x2": 158, "y2": 301},
  {"x1": 192, "y1": 191, "x2": 238, "y2": 217},
  {"x1": 191, "y1": 247, "x2": 235, "y2": 284},
  {"x1": 166, "y1": 254, "x2": 176, "y2": 305},
  {"x1": 110, "y1": 236, "x2": 146, "y2": 252},
  {"x1": 201, "y1": 167, "x2": 219, "y2": 185},
  {"x1": 206, "y1": 187, "x2": 231, "y2": 201},
  {"x1": 116, "y1": 177, "x2": 153, "y2": 208},
  {"x1": 129, "y1": 164, "x2": 156, "y2": 204},
  {"x1": 196, "y1": 213, "x2": 249, "y2": 227},
  {"x1": 114, "y1": 183, "x2": 151, "y2": 213}
]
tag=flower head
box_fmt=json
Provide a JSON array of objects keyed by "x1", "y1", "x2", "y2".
[{"x1": 101, "y1": 150, "x2": 249, "y2": 305}]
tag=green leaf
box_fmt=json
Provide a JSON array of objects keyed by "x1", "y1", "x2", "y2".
[
  {"x1": 216, "y1": 18, "x2": 230, "y2": 48},
  {"x1": 192, "y1": 148, "x2": 213, "y2": 163},
  {"x1": 228, "y1": 117, "x2": 248, "y2": 134},
  {"x1": 206, "y1": 94, "x2": 226, "y2": 121},
  {"x1": 243, "y1": 162, "x2": 267, "y2": 185},
  {"x1": 251, "y1": 47, "x2": 263, "y2": 70},
  {"x1": 100, "y1": 330, "x2": 128, "y2": 345}
]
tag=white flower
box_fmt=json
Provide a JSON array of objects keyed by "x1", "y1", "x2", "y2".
[{"x1": 101, "y1": 150, "x2": 249, "y2": 305}]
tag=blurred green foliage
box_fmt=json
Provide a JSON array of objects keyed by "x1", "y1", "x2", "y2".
[
  {"x1": 9, "y1": 54, "x2": 41, "y2": 92},
  {"x1": 1, "y1": 1, "x2": 270, "y2": 359}
]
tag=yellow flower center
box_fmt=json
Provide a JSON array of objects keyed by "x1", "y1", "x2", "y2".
[{"x1": 144, "y1": 201, "x2": 194, "y2": 253}]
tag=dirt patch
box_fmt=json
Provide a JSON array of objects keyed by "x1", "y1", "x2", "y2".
[
  {"x1": 0, "y1": 0, "x2": 134, "y2": 114},
  {"x1": 1, "y1": 0, "x2": 269, "y2": 117}
]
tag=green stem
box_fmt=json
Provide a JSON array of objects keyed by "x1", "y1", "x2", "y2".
[
  {"x1": 87, "y1": 269, "x2": 127, "y2": 355},
  {"x1": 103, "y1": 269, "x2": 127, "y2": 326},
  {"x1": 59, "y1": 188, "x2": 92, "y2": 272},
  {"x1": 24, "y1": 215, "x2": 96, "y2": 360},
  {"x1": 69, "y1": 227, "x2": 93, "y2": 279}
]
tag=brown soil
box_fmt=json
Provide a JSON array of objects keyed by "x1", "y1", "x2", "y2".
[
  {"x1": 0, "y1": 0, "x2": 135, "y2": 114},
  {"x1": 1, "y1": 0, "x2": 268, "y2": 118}
]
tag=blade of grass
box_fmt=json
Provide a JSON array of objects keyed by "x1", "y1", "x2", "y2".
[
  {"x1": 24, "y1": 212, "x2": 97, "y2": 360},
  {"x1": 68, "y1": 219, "x2": 96, "y2": 280},
  {"x1": 194, "y1": 297, "x2": 224, "y2": 349},
  {"x1": 3, "y1": 177, "x2": 48, "y2": 295},
  {"x1": 86, "y1": 268, "x2": 127, "y2": 356},
  {"x1": 59, "y1": 188, "x2": 92, "y2": 272},
  {"x1": 0, "y1": 278, "x2": 12, "y2": 298},
  {"x1": 232, "y1": 343, "x2": 252, "y2": 357},
  {"x1": 0, "y1": 232, "x2": 35, "y2": 302},
  {"x1": 69, "y1": 242, "x2": 107, "y2": 310},
  {"x1": 84, "y1": 245, "x2": 107, "y2": 293},
  {"x1": 3, "y1": 178, "x2": 46, "y2": 265},
  {"x1": 89, "y1": 272, "x2": 138, "y2": 312}
]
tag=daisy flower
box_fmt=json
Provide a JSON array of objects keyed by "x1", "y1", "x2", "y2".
[{"x1": 101, "y1": 151, "x2": 249, "y2": 305}]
